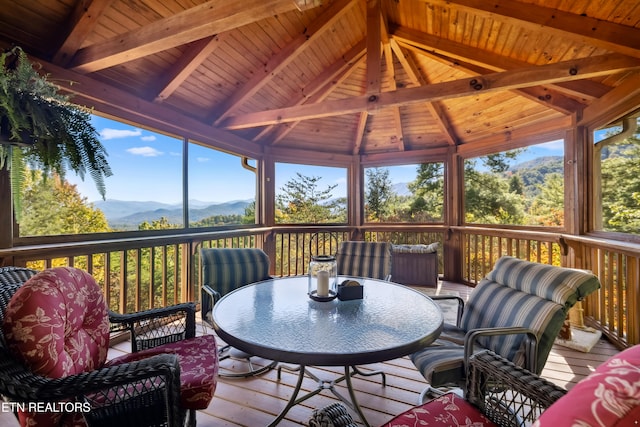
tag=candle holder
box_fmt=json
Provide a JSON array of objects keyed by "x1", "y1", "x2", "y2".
[{"x1": 308, "y1": 254, "x2": 338, "y2": 302}]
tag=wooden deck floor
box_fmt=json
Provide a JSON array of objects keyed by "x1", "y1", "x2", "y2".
[{"x1": 107, "y1": 281, "x2": 620, "y2": 427}]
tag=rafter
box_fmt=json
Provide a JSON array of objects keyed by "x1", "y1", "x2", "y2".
[
  {"x1": 258, "y1": 41, "x2": 367, "y2": 145},
  {"x1": 397, "y1": 40, "x2": 585, "y2": 116},
  {"x1": 392, "y1": 25, "x2": 608, "y2": 102},
  {"x1": 390, "y1": 39, "x2": 457, "y2": 146},
  {"x1": 423, "y1": 0, "x2": 640, "y2": 59},
  {"x1": 380, "y1": 8, "x2": 404, "y2": 151},
  {"x1": 52, "y1": 0, "x2": 115, "y2": 66},
  {"x1": 68, "y1": 0, "x2": 305, "y2": 73},
  {"x1": 210, "y1": 0, "x2": 357, "y2": 125},
  {"x1": 38, "y1": 59, "x2": 262, "y2": 157},
  {"x1": 219, "y1": 53, "x2": 640, "y2": 129}
]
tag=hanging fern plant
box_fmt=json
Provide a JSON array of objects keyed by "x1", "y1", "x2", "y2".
[{"x1": 0, "y1": 46, "x2": 112, "y2": 221}]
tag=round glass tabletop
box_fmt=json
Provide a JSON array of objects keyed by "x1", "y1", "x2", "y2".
[{"x1": 212, "y1": 276, "x2": 443, "y2": 366}]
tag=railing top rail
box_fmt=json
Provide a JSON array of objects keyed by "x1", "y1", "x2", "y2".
[
  {"x1": 561, "y1": 234, "x2": 640, "y2": 257},
  {"x1": 452, "y1": 226, "x2": 563, "y2": 242},
  {"x1": 1, "y1": 227, "x2": 272, "y2": 258}
]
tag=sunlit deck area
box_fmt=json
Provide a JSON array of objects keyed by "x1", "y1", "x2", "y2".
[{"x1": 106, "y1": 280, "x2": 619, "y2": 427}]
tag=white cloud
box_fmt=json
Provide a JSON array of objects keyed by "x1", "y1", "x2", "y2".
[
  {"x1": 197, "y1": 157, "x2": 210, "y2": 162},
  {"x1": 100, "y1": 128, "x2": 142, "y2": 140},
  {"x1": 140, "y1": 135, "x2": 156, "y2": 142},
  {"x1": 126, "y1": 146, "x2": 163, "y2": 157}
]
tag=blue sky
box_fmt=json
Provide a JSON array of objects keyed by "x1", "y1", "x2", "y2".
[{"x1": 66, "y1": 115, "x2": 564, "y2": 204}]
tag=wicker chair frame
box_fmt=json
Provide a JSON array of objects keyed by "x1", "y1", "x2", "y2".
[
  {"x1": 309, "y1": 349, "x2": 567, "y2": 427},
  {"x1": 0, "y1": 266, "x2": 198, "y2": 427}
]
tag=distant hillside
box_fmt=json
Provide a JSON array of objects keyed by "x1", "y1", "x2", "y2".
[
  {"x1": 94, "y1": 199, "x2": 252, "y2": 229},
  {"x1": 509, "y1": 156, "x2": 564, "y2": 196}
]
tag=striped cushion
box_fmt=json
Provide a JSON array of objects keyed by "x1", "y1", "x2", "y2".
[
  {"x1": 411, "y1": 257, "x2": 601, "y2": 389},
  {"x1": 460, "y1": 281, "x2": 567, "y2": 370},
  {"x1": 485, "y1": 256, "x2": 600, "y2": 309},
  {"x1": 336, "y1": 241, "x2": 392, "y2": 280},
  {"x1": 201, "y1": 248, "x2": 271, "y2": 297}
]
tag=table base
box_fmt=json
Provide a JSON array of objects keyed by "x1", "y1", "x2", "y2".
[{"x1": 270, "y1": 365, "x2": 385, "y2": 427}]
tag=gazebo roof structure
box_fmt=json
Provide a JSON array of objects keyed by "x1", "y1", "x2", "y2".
[{"x1": 1, "y1": 0, "x2": 639, "y2": 159}]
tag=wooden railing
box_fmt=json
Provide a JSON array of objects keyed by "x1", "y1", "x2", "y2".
[
  {"x1": 2, "y1": 225, "x2": 639, "y2": 348},
  {"x1": 561, "y1": 235, "x2": 640, "y2": 349},
  {"x1": 456, "y1": 227, "x2": 564, "y2": 285}
]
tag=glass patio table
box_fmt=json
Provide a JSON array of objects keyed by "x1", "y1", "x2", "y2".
[{"x1": 212, "y1": 275, "x2": 443, "y2": 426}]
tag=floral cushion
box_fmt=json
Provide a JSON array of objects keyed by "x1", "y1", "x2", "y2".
[
  {"x1": 2, "y1": 267, "x2": 110, "y2": 427},
  {"x1": 382, "y1": 392, "x2": 497, "y2": 427},
  {"x1": 106, "y1": 334, "x2": 219, "y2": 410},
  {"x1": 3, "y1": 267, "x2": 110, "y2": 376},
  {"x1": 534, "y1": 344, "x2": 640, "y2": 426}
]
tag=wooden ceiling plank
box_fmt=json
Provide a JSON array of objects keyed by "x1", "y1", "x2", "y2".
[
  {"x1": 219, "y1": 53, "x2": 640, "y2": 129},
  {"x1": 53, "y1": 0, "x2": 116, "y2": 66},
  {"x1": 422, "y1": 0, "x2": 640, "y2": 59},
  {"x1": 69, "y1": 0, "x2": 303, "y2": 73},
  {"x1": 211, "y1": 0, "x2": 357, "y2": 125},
  {"x1": 151, "y1": 35, "x2": 223, "y2": 102}
]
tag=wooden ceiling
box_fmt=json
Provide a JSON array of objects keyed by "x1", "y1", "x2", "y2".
[{"x1": 1, "y1": 0, "x2": 640, "y2": 160}]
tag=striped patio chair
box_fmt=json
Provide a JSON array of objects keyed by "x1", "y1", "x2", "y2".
[
  {"x1": 411, "y1": 256, "x2": 601, "y2": 401},
  {"x1": 200, "y1": 247, "x2": 276, "y2": 378},
  {"x1": 335, "y1": 241, "x2": 392, "y2": 281},
  {"x1": 334, "y1": 241, "x2": 393, "y2": 385}
]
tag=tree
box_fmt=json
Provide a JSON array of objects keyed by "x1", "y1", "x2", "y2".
[
  {"x1": 529, "y1": 173, "x2": 564, "y2": 226},
  {"x1": 601, "y1": 139, "x2": 640, "y2": 233},
  {"x1": 365, "y1": 167, "x2": 395, "y2": 221},
  {"x1": 464, "y1": 161, "x2": 525, "y2": 224},
  {"x1": 20, "y1": 170, "x2": 110, "y2": 236},
  {"x1": 406, "y1": 163, "x2": 444, "y2": 221},
  {"x1": 275, "y1": 173, "x2": 345, "y2": 223}
]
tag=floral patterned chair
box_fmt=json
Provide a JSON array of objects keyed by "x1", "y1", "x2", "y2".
[
  {"x1": 311, "y1": 345, "x2": 640, "y2": 426},
  {"x1": 0, "y1": 266, "x2": 218, "y2": 427}
]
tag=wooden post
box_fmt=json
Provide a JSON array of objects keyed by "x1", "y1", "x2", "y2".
[{"x1": 0, "y1": 166, "x2": 13, "y2": 251}]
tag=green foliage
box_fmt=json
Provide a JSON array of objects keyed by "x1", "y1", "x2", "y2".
[
  {"x1": 276, "y1": 173, "x2": 346, "y2": 223},
  {"x1": 529, "y1": 173, "x2": 564, "y2": 226},
  {"x1": 365, "y1": 167, "x2": 395, "y2": 221},
  {"x1": 464, "y1": 168, "x2": 526, "y2": 224},
  {"x1": 0, "y1": 46, "x2": 112, "y2": 219},
  {"x1": 601, "y1": 137, "x2": 640, "y2": 233},
  {"x1": 138, "y1": 217, "x2": 180, "y2": 230},
  {"x1": 20, "y1": 170, "x2": 111, "y2": 236}
]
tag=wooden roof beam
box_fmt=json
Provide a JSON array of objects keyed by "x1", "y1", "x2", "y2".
[
  {"x1": 380, "y1": 7, "x2": 404, "y2": 151},
  {"x1": 150, "y1": 35, "x2": 223, "y2": 102},
  {"x1": 38, "y1": 59, "x2": 263, "y2": 158},
  {"x1": 254, "y1": 40, "x2": 367, "y2": 144},
  {"x1": 423, "y1": 0, "x2": 640, "y2": 59},
  {"x1": 52, "y1": 0, "x2": 115, "y2": 66},
  {"x1": 392, "y1": 25, "x2": 610, "y2": 101},
  {"x1": 211, "y1": 0, "x2": 357, "y2": 125},
  {"x1": 68, "y1": 0, "x2": 304, "y2": 73},
  {"x1": 219, "y1": 53, "x2": 640, "y2": 129},
  {"x1": 397, "y1": 41, "x2": 585, "y2": 116}
]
